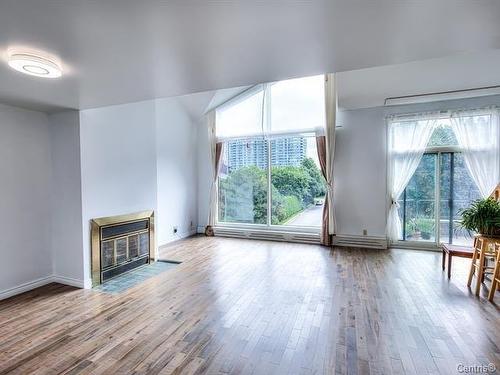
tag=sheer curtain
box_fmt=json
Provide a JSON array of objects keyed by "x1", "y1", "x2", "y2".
[
  {"x1": 450, "y1": 109, "x2": 500, "y2": 197},
  {"x1": 387, "y1": 118, "x2": 435, "y2": 241}
]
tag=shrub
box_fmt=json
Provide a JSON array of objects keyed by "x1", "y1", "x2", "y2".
[{"x1": 281, "y1": 195, "x2": 303, "y2": 220}]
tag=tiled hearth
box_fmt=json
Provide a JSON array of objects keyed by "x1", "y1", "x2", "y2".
[{"x1": 93, "y1": 261, "x2": 178, "y2": 294}]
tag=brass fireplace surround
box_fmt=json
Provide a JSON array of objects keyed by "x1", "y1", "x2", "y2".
[{"x1": 91, "y1": 211, "x2": 155, "y2": 287}]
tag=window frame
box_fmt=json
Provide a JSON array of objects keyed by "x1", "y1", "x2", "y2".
[
  {"x1": 216, "y1": 131, "x2": 323, "y2": 233},
  {"x1": 397, "y1": 147, "x2": 463, "y2": 248},
  {"x1": 215, "y1": 75, "x2": 327, "y2": 233}
]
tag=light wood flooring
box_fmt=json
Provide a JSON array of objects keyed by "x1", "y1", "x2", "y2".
[{"x1": 0, "y1": 236, "x2": 499, "y2": 374}]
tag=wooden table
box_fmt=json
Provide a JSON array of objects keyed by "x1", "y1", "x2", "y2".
[{"x1": 442, "y1": 243, "x2": 474, "y2": 279}]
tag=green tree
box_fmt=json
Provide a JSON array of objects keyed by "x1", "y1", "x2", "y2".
[
  {"x1": 301, "y1": 158, "x2": 326, "y2": 203},
  {"x1": 271, "y1": 166, "x2": 310, "y2": 201}
]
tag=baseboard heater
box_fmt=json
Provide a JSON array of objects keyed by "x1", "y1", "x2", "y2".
[
  {"x1": 214, "y1": 227, "x2": 320, "y2": 244},
  {"x1": 333, "y1": 235, "x2": 388, "y2": 249}
]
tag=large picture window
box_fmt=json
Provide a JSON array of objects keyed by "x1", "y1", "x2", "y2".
[{"x1": 216, "y1": 75, "x2": 327, "y2": 230}]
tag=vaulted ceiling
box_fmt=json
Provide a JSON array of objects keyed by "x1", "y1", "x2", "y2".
[{"x1": 1, "y1": 0, "x2": 500, "y2": 113}]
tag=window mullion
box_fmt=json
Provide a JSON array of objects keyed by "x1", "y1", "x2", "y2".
[
  {"x1": 265, "y1": 86, "x2": 272, "y2": 227},
  {"x1": 448, "y1": 152, "x2": 455, "y2": 244},
  {"x1": 435, "y1": 152, "x2": 441, "y2": 246},
  {"x1": 402, "y1": 188, "x2": 407, "y2": 240},
  {"x1": 267, "y1": 138, "x2": 272, "y2": 227}
]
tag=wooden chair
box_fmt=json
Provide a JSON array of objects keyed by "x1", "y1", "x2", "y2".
[
  {"x1": 488, "y1": 242, "x2": 500, "y2": 302},
  {"x1": 467, "y1": 237, "x2": 497, "y2": 296},
  {"x1": 491, "y1": 183, "x2": 500, "y2": 201}
]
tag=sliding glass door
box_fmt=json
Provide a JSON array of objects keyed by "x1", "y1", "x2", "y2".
[
  {"x1": 389, "y1": 111, "x2": 499, "y2": 247},
  {"x1": 399, "y1": 151, "x2": 481, "y2": 245}
]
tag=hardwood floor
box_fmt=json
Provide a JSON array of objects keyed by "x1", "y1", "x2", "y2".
[{"x1": 0, "y1": 236, "x2": 499, "y2": 374}]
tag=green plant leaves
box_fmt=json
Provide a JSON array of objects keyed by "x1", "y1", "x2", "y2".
[{"x1": 459, "y1": 198, "x2": 500, "y2": 236}]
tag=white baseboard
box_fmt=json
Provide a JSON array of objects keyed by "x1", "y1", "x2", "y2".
[
  {"x1": 159, "y1": 229, "x2": 197, "y2": 248},
  {"x1": 197, "y1": 225, "x2": 205, "y2": 234},
  {"x1": 0, "y1": 275, "x2": 54, "y2": 301},
  {"x1": 333, "y1": 234, "x2": 388, "y2": 249},
  {"x1": 0, "y1": 274, "x2": 87, "y2": 300},
  {"x1": 52, "y1": 275, "x2": 85, "y2": 288}
]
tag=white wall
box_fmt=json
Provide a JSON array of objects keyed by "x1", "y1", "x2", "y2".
[
  {"x1": 155, "y1": 97, "x2": 198, "y2": 245},
  {"x1": 1, "y1": 96, "x2": 200, "y2": 294},
  {"x1": 334, "y1": 108, "x2": 387, "y2": 236},
  {"x1": 49, "y1": 111, "x2": 84, "y2": 286},
  {"x1": 0, "y1": 104, "x2": 53, "y2": 297},
  {"x1": 79, "y1": 101, "x2": 158, "y2": 287}
]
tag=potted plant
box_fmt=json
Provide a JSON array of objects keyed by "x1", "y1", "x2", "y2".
[
  {"x1": 416, "y1": 217, "x2": 435, "y2": 240},
  {"x1": 405, "y1": 218, "x2": 420, "y2": 240},
  {"x1": 459, "y1": 198, "x2": 500, "y2": 237}
]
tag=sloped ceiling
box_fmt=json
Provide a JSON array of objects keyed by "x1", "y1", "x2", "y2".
[
  {"x1": 192, "y1": 49, "x2": 500, "y2": 117},
  {"x1": 1, "y1": 0, "x2": 500, "y2": 112}
]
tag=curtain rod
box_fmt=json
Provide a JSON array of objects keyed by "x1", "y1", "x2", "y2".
[
  {"x1": 386, "y1": 106, "x2": 498, "y2": 121},
  {"x1": 384, "y1": 85, "x2": 500, "y2": 106}
]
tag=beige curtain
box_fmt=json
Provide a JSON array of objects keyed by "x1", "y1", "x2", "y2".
[
  {"x1": 316, "y1": 136, "x2": 330, "y2": 245},
  {"x1": 206, "y1": 111, "x2": 224, "y2": 235},
  {"x1": 324, "y1": 73, "x2": 337, "y2": 237}
]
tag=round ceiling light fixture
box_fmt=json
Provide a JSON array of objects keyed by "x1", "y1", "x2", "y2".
[{"x1": 7, "y1": 51, "x2": 62, "y2": 78}]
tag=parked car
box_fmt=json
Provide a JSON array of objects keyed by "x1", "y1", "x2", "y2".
[{"x1": 314, "y1": 198, "x2": 324, "y2": 206}]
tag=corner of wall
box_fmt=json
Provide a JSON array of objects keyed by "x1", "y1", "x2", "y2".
[{"x1": 48, "y1": 110, "x2": 86, "y2": 288}]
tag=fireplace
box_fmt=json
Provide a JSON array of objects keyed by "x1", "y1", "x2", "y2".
[{"x1": 90, "y1": 211, "x2": 155, "y2": 286}]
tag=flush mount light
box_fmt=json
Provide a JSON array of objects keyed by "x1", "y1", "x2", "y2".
[{"x1": 7, "y1": 51, "x2": 62, "y2": 78}]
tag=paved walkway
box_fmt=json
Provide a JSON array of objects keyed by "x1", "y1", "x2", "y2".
[{"x1": 285, "y1": 205, "x2": 323, "y2": 226}]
